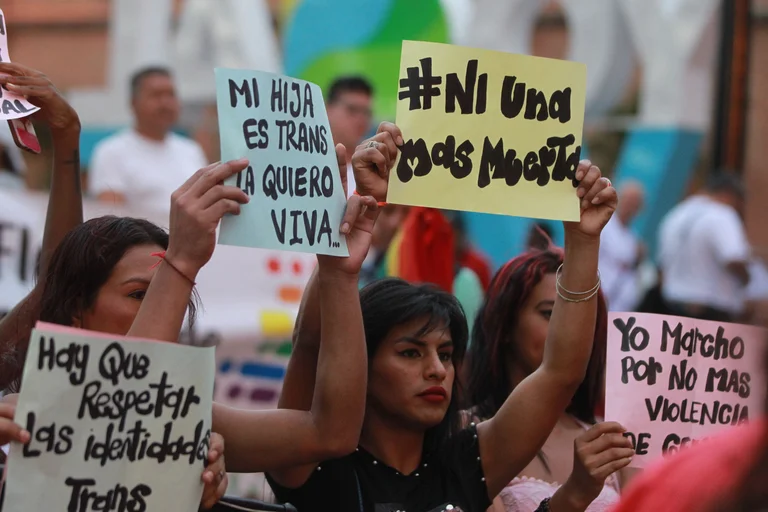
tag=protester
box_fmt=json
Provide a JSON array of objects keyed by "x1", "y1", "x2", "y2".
[
  {"x1": 658, "y1": 173, "x2": 751, "y2": 321},
  {"x1": 266, "y1": 123, "x2": 618, "y2": 511},
  {"x1": 326, "y1": 76, "x2": 374, "y2": 195},
  {"x1": 88, "y1": 66, "x2": 207, "y2": 210},
  {"x1": 0, "y1": 62, "x2": 83, "y2": 392},
  {"x1": 465, "y1": 249, "x2": 632, "y2": 511},
  {"x1": 599, "y1": 180, "x2": 645, "y2": 311}
]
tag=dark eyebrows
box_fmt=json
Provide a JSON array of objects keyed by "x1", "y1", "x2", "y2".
[
  {"x1": 397, "y1": 337, "x2": 454, "y2": 349},
  {"x1": 120, "y1": 277, "x2": 152, "y2": 286}
]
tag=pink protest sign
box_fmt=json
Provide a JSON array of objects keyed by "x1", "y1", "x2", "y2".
[{"x1": 605, "y1": 312, "x2": 766, "y2": 468}]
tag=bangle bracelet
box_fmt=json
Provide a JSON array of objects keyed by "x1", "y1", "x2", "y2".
[
  {"x1": 555, "y1": 263, "x2": 600, "y2": 296},
  {"x1": 557, "y1": 287, "x2": 600, "y2": 303},
  {"x1": 150, "y1": 251, "x2": 196, "y2": 286},
  {"x1": 353, "y1": 189, "x2": 388, "y2": 207}
]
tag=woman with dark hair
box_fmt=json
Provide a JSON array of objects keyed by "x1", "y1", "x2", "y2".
[
  {"x1": 465, "y1": 249, "x2": 633, "y2": 511},
  {"x1": 262, "y1": 123, "x2": 619, "y2": 511}
]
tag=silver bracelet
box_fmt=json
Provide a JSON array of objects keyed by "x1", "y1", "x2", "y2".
[{"x1": 555, "y1": 263, "x2": 601, "y2": 296}]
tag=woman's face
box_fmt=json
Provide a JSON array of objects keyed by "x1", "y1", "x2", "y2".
[
  {"x1": 508, "y1": 272, "x2": 556, "y2": 378},
  {"x1": 75, "y1": 244, "x2": 163, "y2": 335},
  {"x1": 367, "y1": 316, "x2": 455, "y2": 431}
]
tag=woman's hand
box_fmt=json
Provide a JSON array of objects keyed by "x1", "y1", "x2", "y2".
[
  {"x1": 317, "y1": 140, "x2": 392, "y2": 276},
  {"x1": 166, "y1": 159, "x2": 250, "y2": 281},
  {"x1": 0, "y1": 394, "x2": 29, "y2": 447},
  {"x1": 563, "y1": 160, "x2": 617, "y2": 240},
  {"x1": 199, "y1": 432, "x2": 228, "y2": 510},
  {"x1": 0, "y1": 62, "x2": 80, "y2": 134},
  {"x1": 558, "y1": 422, "x2": 634, "y2": 510},
  {"x1": 350, "y1": 121, "x2": 403, "y2": 202}
]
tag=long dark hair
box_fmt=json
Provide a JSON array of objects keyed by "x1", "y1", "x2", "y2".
[
  {"x1": 465, "y1": 248, "x2": 607, "y2": 424},
  {"x1": 39, "y1": 215, "x2": 197, "y2": 327},
  {"x1": 359, "y1": 278, "x2": 468, "y2": 453}
]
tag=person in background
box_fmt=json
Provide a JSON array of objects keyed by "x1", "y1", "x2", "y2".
[
  {"x1": 658, "y1": 173, "x2": 750, "y2": 322},
  {"x1": 599, "y1": 180, "x2": 645, "y2": 311},
  {"x1": 88, "y1": 66, "x2": 207, "y2": 211},
  {"x1": 326, "y1": 76, "x2": 374, "y2": 196},
  {"x1": 466, "y1": 249, "x2": 632, "y2": 512},
  {"x1": 527, "y1": 222, "x2": 554, "y2": 252},
  {"x1": 450, "y1": 211, "x2": 492, "y2": 291}
]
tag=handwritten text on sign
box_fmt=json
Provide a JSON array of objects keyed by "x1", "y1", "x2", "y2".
[
  {"x1": 0, "y1": 9, "x2": 41, "y2": 120},
  {"x1": 605, "y1": 313, "x2": 766, "y2": 468},
  {"x1": 389, "y1": 41, "x2": 586, "y2": 221},
  {"x1": 5, "y1": 323, "x2": 215, "y2": 512},
  {"x1": 215, "y1": 68, "x2": 349, "y2": 256}
]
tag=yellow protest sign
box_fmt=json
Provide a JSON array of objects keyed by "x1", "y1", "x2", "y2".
[{"x1": 390, "y1": 41, "x2": 586, "y2": 221}]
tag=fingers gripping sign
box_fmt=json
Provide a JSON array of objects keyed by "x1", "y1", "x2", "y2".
[
  {"x1": 165, "y1": 159, "x2": 251, "y2": 281},
  {"x1": 565, "y1": 160, "x2": 617, "y2": 239},
  {"x1": 351, "y1": 122, "x2": 404, "y2": 203}
]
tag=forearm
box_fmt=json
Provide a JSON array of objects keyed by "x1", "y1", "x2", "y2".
[
  {"x1": 126, "y1": 263, "x2": 194, "y2": 342},
  {"x1": 277, "y1": 266, "x2": 321, "y2": 411},
  {"x1": 542, "y1": 231, "x2": 600, "y2": 385},
  {"x1": 39, "y1": 127, "x2": 83, "y2": 278},
  {"x1": 309, "y1": 267, "x2": 366, "y2": 450}
]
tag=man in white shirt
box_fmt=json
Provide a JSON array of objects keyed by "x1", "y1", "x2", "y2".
[
  {"x1": 326, "y1": 76, "x2": 373, "y2": 197},
  {"x1": 600, "y1": 180, "x2": 645, "y2": 311},
  {"x1": 88, "y1": 67, "x2": 207, "y2": 211},
  {"x1": 658, "y1": 173, "x2": 750, "y2": 322}
]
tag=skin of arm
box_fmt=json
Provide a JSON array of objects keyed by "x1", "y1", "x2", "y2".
[
  {"x1": 126, "y1": 158, "x2": 374, "y2": 474},
  {"x1": 477, "y1": 163, "x2": 617, "y2": 500},
  {"x1": 0, "y1": 66, "x2": 82, "y2": 389}
]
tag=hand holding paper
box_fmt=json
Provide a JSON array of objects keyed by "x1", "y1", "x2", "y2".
[
  {"x1": 167, "y1": 159, "x2": 251, "y2": 281},
  {"x1": 564, "y1": 161, "x2": 617, "y2": 239},
  {"x1": 351, "y1": 121, "x2": 404, "y2": 202},
  {"x1": 0, "y1": 62, "x2": 79, "y2": 133},
  {"x1": 0, "y1": 397, "x2": 29, "y2": 447}
]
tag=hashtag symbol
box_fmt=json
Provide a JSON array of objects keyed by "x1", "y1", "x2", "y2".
[{"x1": 398, "y1": 57, "x2": 442, "y2": 111}]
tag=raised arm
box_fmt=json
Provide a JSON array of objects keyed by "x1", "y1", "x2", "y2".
[
  {"x1": 215, "y1": 191, "x2": 377, "y2": 474},
  {"x1": 127, "y1": 159, "x2": 250, "y2": 341},
  {"x1": 0, "y1": 63, "x2": 82, "y2": 390},
  {"x1": 477, "y1": 162, "x2": 618, "y2": 499},
  {"x1": 270, "y1": 124, "x2": 401, "y2": 484}
]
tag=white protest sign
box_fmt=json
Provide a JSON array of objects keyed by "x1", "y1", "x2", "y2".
[
  {"x1": 0, "y1": 9, "x2": 41, "y2": 120},
  {"x1": 605, "y1": 313, "x2": 767, "y2": 468},
  {"x1": 4, "y1": 322, "x2": 215, "y2": 511}
]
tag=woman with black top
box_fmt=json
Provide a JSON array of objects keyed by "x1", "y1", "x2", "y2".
[{"x1": 265, "y1": 123, "x2": 617, "y2": 512}]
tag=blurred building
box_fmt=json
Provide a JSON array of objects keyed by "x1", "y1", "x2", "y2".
[{"x1": 3, "y1": 0, "x2": 768, "y2": 255}]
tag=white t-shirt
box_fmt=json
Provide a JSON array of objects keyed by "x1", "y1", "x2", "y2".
[
  {"x1": 599, "y1": 216, "x2": 641, "y2": 311},
  {"x1": 658, "y1": 195, "x2": 750, "y2": 314},
  {"x1": 88, "y1": 129, "x2": 207, "y2": 212}
]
